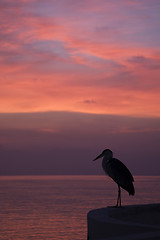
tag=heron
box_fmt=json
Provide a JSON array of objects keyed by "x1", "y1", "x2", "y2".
[{"x1": 93, "y1": 149, "x2": 135, "y2": 207}]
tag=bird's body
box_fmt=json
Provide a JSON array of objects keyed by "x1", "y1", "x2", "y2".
[
  {"x1": 103, "y1": 157, "x2": 135, "y2": 195},
  {"x1": 93, "y1": 149, "x2": 135, "y2": 207}
]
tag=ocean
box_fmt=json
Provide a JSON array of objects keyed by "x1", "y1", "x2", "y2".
[{"x1": 0, "y1": 175, "x2": 160, "y2": 240}]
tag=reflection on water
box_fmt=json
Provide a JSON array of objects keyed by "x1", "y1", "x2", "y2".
[{"x1": 0, "y1": 175, "x2": 160, "y2": 239}]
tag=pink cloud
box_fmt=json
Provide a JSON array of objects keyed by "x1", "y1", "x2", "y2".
[{"x1": 0, "y1": 0, "x2": 160, "y2": 117}]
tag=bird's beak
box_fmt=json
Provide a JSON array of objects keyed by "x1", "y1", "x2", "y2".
[{"x1": 93, "y1": 153, "x2": 103, "y2": 161}]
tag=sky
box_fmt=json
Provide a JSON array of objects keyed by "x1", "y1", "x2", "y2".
[{"x1": 0, "y1": 0, "x2": 160, "y2": 175}]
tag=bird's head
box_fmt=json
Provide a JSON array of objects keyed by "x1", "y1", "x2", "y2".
[{"x1": 93, "y1": 149, "x2": 113, "y2": 161}]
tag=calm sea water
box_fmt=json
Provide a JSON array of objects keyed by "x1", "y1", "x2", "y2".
[{"x1": 0, "y1": 175, "x2": 160, "y2": 240}]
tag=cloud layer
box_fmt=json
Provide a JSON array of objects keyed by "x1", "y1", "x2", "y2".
[{"x1": 0, "y1": 111, "x2": 160, "y2": 175}]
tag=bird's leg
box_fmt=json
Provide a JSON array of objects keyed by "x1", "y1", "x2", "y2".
[
  {"x1": 116, "y1": 196, "x2": 118, "y2": 207},
  {"x1": 119, "y1": 186, "x2": 121, "y2": 207},
  {"x1": 116, "y1": 185, "x2": 121, "y2": 207},
  {"x1": 116, "y1": 185, "x2": 120, "y2": 207}
]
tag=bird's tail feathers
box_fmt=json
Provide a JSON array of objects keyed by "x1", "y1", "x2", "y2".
[{"x1": 129, "y1": 184, "x2": 135, "y2": 196}]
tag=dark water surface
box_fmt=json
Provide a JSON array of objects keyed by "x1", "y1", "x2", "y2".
[{"x1": 0, "y1": 175, "x2": 160, "y2": 239}]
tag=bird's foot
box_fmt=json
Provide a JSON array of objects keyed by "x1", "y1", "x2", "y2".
[{"x1": 108, "y1": 205, "x2": 119, "y2": 208}]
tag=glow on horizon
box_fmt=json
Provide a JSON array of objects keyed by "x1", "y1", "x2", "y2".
[{"x1": 0, "y1": 0, "x2": 160, "y2": 117}]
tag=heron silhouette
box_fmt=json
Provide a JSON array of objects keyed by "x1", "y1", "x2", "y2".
[{"x1": 93, "y1": 149, "x2": 135, "y2": 207}]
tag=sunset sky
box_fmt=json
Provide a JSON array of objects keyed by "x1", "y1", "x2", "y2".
[{"x1": 0, "y1": 0, "x2": 160, "y2": 175}]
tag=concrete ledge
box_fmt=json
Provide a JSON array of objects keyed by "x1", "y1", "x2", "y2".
[{"x1": 87, "y1": 203, "x2": 160, "y2": 240}]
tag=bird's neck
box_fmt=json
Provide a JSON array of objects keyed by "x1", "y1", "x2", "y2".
[
  {"x1": 103, "y1": 155, "x2": 112, "y2": 162},
  {"x1": 102, "y1": 156, "x2": 111, "y2": 171}
]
